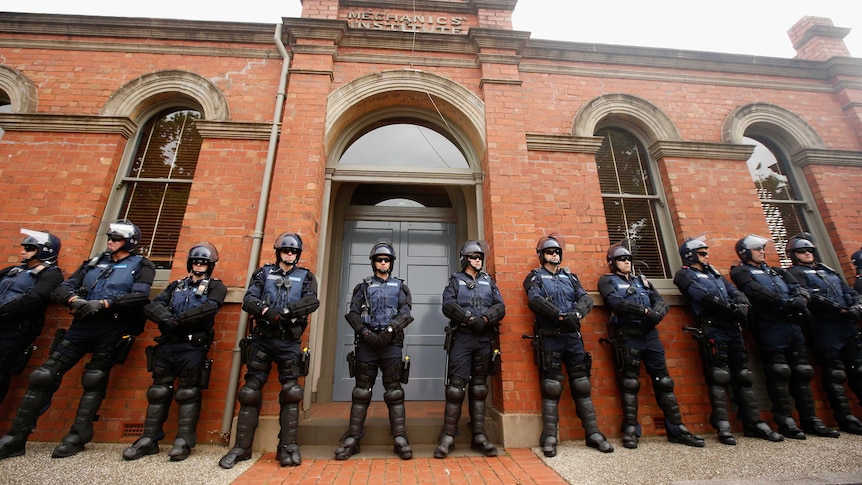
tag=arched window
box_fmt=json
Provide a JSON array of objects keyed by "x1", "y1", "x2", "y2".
[
  {"x1": 743, "y1": 136, "x2": 810, "y2": 267},
  {"x1": 595, "y1": 127, "x2": 671, "y2": 279},
  {"x1": 339, "y1": 123, "x2": 468, "y2": 169},
  {"x1": 116, "y1": 108, "x2": 203, "y2": 271}
]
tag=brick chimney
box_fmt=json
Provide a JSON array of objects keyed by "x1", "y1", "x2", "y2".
[{"x1": 787, "y1": 16, "x2": 852, "y2": 61}]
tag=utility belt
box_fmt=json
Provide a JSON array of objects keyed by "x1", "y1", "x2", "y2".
[
  {"x1": 155, "y1": 330, "x2": 214, "y2": 348},
  {"x1": 697, "y1": 316, "x2": 739, "y2": 330},
  {"x1": 254, "y1": 319, "x2": 303, "y2": 341},
  {"x1": 612, "y1": 323, "x2": 645, "y2": 339}
]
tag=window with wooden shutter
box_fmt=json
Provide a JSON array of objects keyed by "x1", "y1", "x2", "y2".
[
  {"x1": 117, "y1": 108, "x2": 202, "y2": 270},
  {"x1": 595, "y1": 127, "x2": 671, "y2": 279}
]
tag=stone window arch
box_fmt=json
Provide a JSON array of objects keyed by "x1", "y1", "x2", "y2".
[
  {"x1": 575, "y1": 94, "x2": 680, "y2": 280},
  {"x1": 723, "y1": 103, "x2": 830, "y2": 267},
  {"x1": 0, "y1": 65, "x2": 38, "y2": 114},
  {"x1": 101, "y1": 71, "x2": 228, "y2": 282}
]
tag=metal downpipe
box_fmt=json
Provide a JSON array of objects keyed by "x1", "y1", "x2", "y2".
[{"x1": 220, "y1": 23, "x2": 291, "y2": 438}]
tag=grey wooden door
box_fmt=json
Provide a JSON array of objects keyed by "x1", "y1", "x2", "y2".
[{"x1": 333, "y1": 220, "x2": 456, "y2": 401}]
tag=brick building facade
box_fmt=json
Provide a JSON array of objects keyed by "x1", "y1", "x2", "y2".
[{"x1": 1, "y1": 0, "x2": 861, "y2": 450}]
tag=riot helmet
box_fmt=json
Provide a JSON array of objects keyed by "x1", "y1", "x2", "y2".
[
  {"x1": 187, "y1": 242, "x2": 219, "y2": 277},
  {"x1": 106, "y1": 219, "x2": 141, "y2": 253},
  {"x1": 735, "y1": 234, "x2": 770, "y2": 263},
  {"x1": 787, "y1": 235, "x2": 816, "y2": 264},
  {"x1": 20, "y1": 229, "x2": 61, "y2": 265},
  {"x1": 606, "y1": 244, "x2": 633, "y2": 272},
  {"x1": 679, "y1": 235, "x2": 708, "y2": 266},
  {"x1": 852, "y1": 247, "x2": 862, "y2": 271},
  {"x1": 459, "y1": 240, "x2": 486, "y2": 270},
  {"x1": 369, "y1": 239, "x2": 396, "y2": 273},
  {"x1": 536, "y1": 235, "x2": 563, "y2": 265},
  {"x1": 274, "y1": 232, "x2": 303, "y2": 264}
]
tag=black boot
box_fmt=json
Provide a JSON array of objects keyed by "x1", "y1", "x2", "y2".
[
  {"x1": 468, "y1": 380, "x2": 497, "y2": 457},
  {"x1": 434, "y1": 434, "x2": 455, "y2": 459},
  {"x1": 777, "y1": 417, "x2": 806, "y2": 440},
  {"x1": 838, "y1": 415, "x2": 862, "y2": 435},
  {"x1": 0, "y1": 433, "x2": 28, "y2": 460},
  {"x1": 277, "y1": 396, "x2": 302, "y2": 467},
  {"x1": 585, "y1": 432, "x2": 614, "y2": 453},
  {"x1": 334, "y1": 392, "x2": 369, "y2": 460},
  {"x1": 218, "y1": 400, "x2": 258, "y2": 469},
  {"x1": 540, "y1": 396, "x2": 559, "y2": 457},
  {"x1": 742, "y1": 421, "x2": 783, "y2": 442},
  {"x1": 801, "y1": 417, "x2": 840, "y2": 438},
  {"x1": 168, "y1": 438, "x2": 191, "y2": 461},
  {"x1": 715, "y1": 420, "x2": 736, "y2": 446},
  {"x1": 122, "y1": 436, "x2": 160, "y2": 460},
  {"x1": 667, "y1": 424, "x2": 705, "y2": 448}
]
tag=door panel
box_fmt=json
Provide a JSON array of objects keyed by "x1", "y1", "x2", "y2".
[{"x1": 333, "y1": 220, "x2": 456, "y2": 401}]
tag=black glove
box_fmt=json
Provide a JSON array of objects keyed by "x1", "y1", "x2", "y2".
[
  {"x1": 76, "y1": 300, "x2": 104, "y2": 318},
  {"x1": 69, "y1": 298, "x2": 88, "y2": 312},
  {"x1": 644, "y1": 308, "x2": 663, "y2": 326},
  {"x1": 788, "y1": 296, "x2": 808, "y2": 313},
  {"x1": 466, "y1": 316, "x2": 486, "y2": 333},
  {"x1": 561, "y1": 313, "x2": 581, "y2": 333},
  {"x1": 847, "y1": 305, "x2": 862, "y2": 322},
  {"x1": 263, "y1": 307, "x2": 282, "y2": 325},
  {"x1": 360, "y1": 328, "x2": 389, "y2": 349},
  {"x1": 732, "y1": 304, "x2": 750, "y2": 322}
]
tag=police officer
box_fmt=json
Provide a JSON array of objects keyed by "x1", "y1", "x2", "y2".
[
  {"x1": 598, "y1": 243, "x2": 704, "y2": 449},
  {"x1": 219, "y1": 232, "x2": 319, "y2": 469},
  {"x1": 786, "y1": 234, "x2": 862, "y2": 435},
  {"x1": 524, "y1": 235, "x2": 613, "y2": 457},
  {"x1": 729, "y1": 234, "x2": 838, "y2": 439},
  {"x1": 335, "y1": 239, "x2": 413, "y2": 461},
  {"x1": 0, "y1": 219, "x2": 155, "y2": 459},
  {"x1": 851, "y1": 248, "x2": 862, "y2": 295},
  {"x1": 123, "y1": 242, "x2": 227, "y2": 461},
  {"x1": 434, "y1": 240, "x2": 505, "y2": 458},
  {"x1": 0, "y1": 229, "x2": 64, "y2": 404},
  {"x1": 673, "y1": 236, "x2": 782, "y2": 445}
]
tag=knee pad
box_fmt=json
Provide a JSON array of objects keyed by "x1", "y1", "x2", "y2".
[
  {"x1": 279, "y1": 382, "x2": 303, "y2": 404},
  {"x1": 736, "y1": 368, "x2": 754, "y2": 387},
  {"x1": 541, "y1": 377, "x2": 563, "y2": 400},
  {"x1": 768, "y1": 362, "x2": 792, "y2": 380},
  {"x1": 174, "y1": 386, "x2": 200, "y2": 405},
  {"x1": 708, "y1": 366, "x2": 731, "y2": 386},
  {"x1": 238, "y1": 385, "x2": 261, "y2": 407},
  {"x1": 826, "y1": 367, "x2": 847, "y2": 384},
  {"x1": 81, "y1": 368, "x2": 109, "y2": 392},
  {"x1": 28, "y1": 365, "x2": 56, "y2": 389},
  {"x1": 621, "y1": 376, "x2": 640, "y2": 393},
  {"x1": 146, "y1": 384, "x2": 173, "y2": 404},
  {"x1": 352, "y1": 386, "x2": 372, "y2": 404},
  {"x1": 653, "y1": 374, "x2": 674, "y2": 393},
  {"x1": 570, "y1": 376, "x2": 591, "y2": 399},
  {"x1": 445, "y1": 385, "x2": 466, "y2": 403},
  {"x1": 469, "y1": 383, "x2": 488, "y2": 400},
  {"x1": 793, "y1": 363, "x2": 815, "y2": 380},
  {"x1": 383, "y1": 387, "x2": 404, "y2": 404},
  {"x1": 445, "y1": 377, "x2": 467, "y2": 403}
]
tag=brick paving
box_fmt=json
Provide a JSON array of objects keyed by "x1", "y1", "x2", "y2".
[{"x1": 232, "y1": 447, "x2": 568, "y2": 484}]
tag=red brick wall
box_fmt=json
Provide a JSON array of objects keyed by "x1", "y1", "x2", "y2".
[{"x1": 2, "y1": 4, "x2": 862, "y2": 444}]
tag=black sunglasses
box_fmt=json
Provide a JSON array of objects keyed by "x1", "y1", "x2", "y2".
[
  {"x1": 22, "y1": 245, "x2": 38, "y2": 252},
  {"x1": 696, "y1": 251, "x2": 709, "y2": 257},
  {"x1": 795, "y1": 248, "x2": 815, "y2": 254},
  {"x1": 375, "y1": 257, "x2": 392, "y2": 263},
  {"x1": 614, "y1": 255, "x2": 633, "y2": 262},
  {"x1": 466, "y1": 254, "x2": 484, "y2": 261},
  {"x1": 107, "y1": 236, "x2": 126, "y2": 242},
  {"x1": 190, "y1": 259, "x2": 209, "y2": 265},
  {"x1": 280, "y1": 248, "x2": 299, "y2": 255},
  {"x1": 543, "y1": 249, "x2": 562, "y2": 255}
]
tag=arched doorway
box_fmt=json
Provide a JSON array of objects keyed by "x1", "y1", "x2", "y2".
[{"x1": 319, "y1": 122, "x2": 480, "y2": 401}]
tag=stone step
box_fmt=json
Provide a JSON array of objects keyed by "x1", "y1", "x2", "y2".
[{"x1": 240, "y1": 402, "x2": 501, "y2": 453}]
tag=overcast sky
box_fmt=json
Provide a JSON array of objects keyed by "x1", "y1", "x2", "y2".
[{"x1": 3, "y1": 1, "x2": 860, "y2": 58}]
